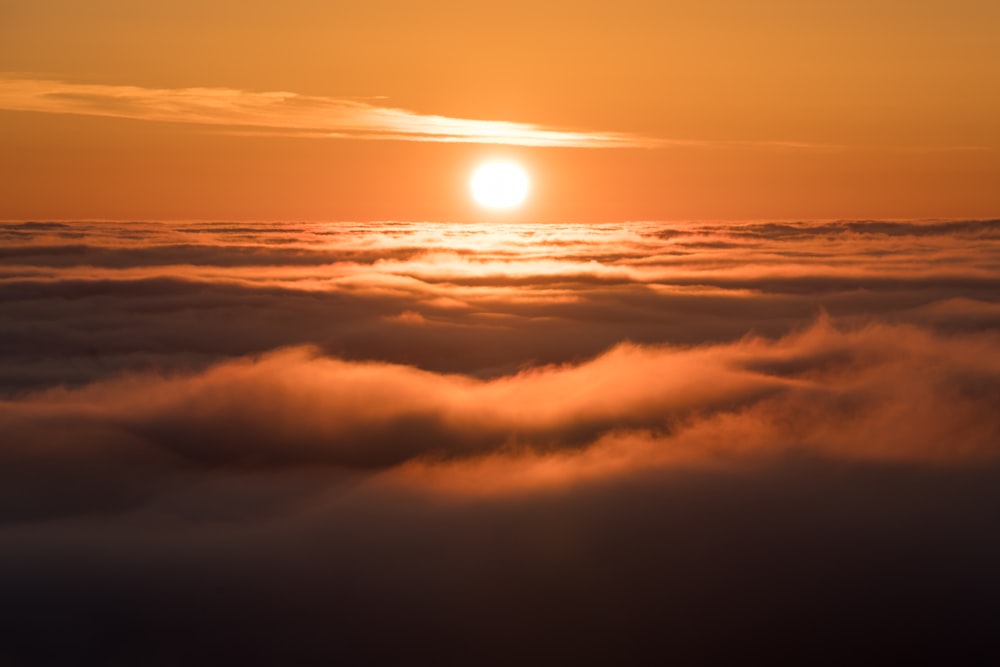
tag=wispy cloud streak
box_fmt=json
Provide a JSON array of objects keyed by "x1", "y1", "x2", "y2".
[
  {"x1": 2, "y1": 77, "x2": 989, "y2": 153},
  {"x1": 0, "y1": 77, "x2": 659, "y2": 148},
  {"x1": 0, "y1": 77, "x2": 869, "y2": 150}
]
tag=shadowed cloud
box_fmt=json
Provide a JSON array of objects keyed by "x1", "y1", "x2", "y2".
[{"x1": 2, "y1": 317, "x2": 999, "y2": 521}]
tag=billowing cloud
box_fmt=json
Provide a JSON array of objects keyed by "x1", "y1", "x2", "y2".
[
  {"x1": 3, "y1": 317, "x2": 999, "y2": 515},
  {"x1": 2, "y1": 219, "x2": 1000, "y2": 664}
]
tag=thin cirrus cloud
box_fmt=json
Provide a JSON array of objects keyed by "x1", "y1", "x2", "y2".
[
  {"x1": 1, "y1": 77, "x2": 990, "y2": 158},
  {"x1": 0, "y1": 76, "x2": 854, "y2": 150},
  {"x1": 0, "y1": 76, "x2": 660, "y2": 148}
]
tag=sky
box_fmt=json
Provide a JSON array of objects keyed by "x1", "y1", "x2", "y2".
[
  {"x1": 1, "y1": 0, "x2": 999, "y2": 221},
  {"x1": 2, "y1": 3, "x2": 1000, "y2": 664}
]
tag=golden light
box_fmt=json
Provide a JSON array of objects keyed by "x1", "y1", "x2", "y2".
[{"x1": 470, "y1": 161, "x2": 530, "y2": 209}]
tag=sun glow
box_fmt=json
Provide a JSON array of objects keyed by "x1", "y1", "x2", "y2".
[{"x1": 470, "y1": 162, "x2": 530, "y2": 209}]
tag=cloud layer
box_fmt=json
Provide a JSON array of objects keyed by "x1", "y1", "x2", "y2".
[
  {"x1": 2, "y1": 219, "x2": 1000, "y2": 664},
  {"x1": 3, "y1": 218, "x2": 999, "y2": 389}
]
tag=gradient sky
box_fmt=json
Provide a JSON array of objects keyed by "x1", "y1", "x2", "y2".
[{"x1": 1, "y1": 0, "x2": 998, "y2": 221}]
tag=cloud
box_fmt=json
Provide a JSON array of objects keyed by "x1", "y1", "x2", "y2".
[
  {"x1": 2, "y1": 218, "x2": 1000, "y2": 663},
  {"x1": 3, "y1": 317, "x2": 999, "y2": 520},
  {"x1": 2, "y1": 218, "x2": 998, "y2": 391},
  {"x1": 0, "y1": 77, "x2": 658, "y2": 148},
  {"x1": 2, "y1": 320, "x2": 1000, "y2": 663},
  {"x1": 0, "y1": 77, "x2": 867, "y2": 151}
]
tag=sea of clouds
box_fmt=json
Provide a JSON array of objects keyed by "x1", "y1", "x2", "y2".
[{"x1": 2, "y1": 219, "x2": 999, "y2": 664}]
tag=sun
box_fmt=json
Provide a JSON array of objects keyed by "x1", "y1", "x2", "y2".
[{"x1": 470, "y1": 161, "x2": 530, "y2": 209}]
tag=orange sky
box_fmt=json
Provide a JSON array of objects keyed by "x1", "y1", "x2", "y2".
[{"x1": 1, "y1": 0, "x2": 998, "y2": 221}]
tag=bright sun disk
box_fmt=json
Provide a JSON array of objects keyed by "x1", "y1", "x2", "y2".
[{"x1": 470, "y1": 162, "x2": 530, "y2": 209}]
